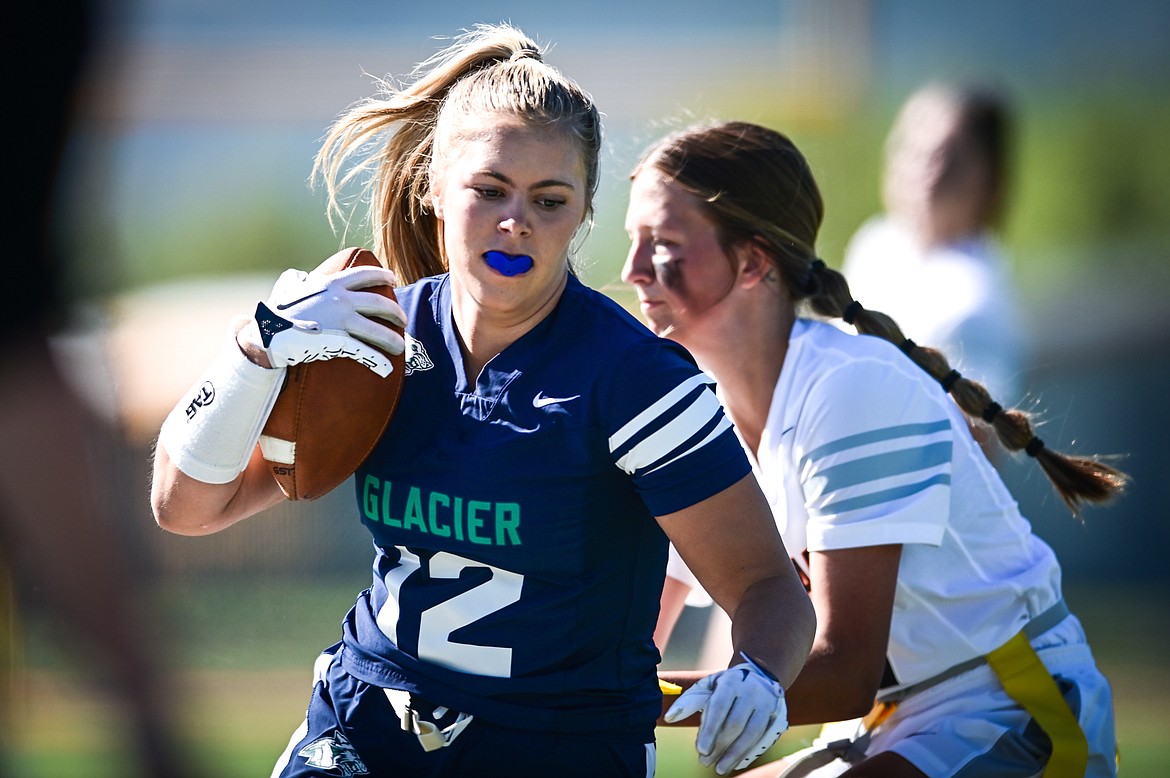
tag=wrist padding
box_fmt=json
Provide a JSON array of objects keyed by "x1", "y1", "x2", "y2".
[{"x1": 158, "y1": 334, "x2": 286, "y2": 483}]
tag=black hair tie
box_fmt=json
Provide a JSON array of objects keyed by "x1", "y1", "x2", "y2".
[
  {"x1": 981, "y1": 402, "x2": 1003, "y2": 423},
  {"x1": 1025, "y1": 437, "x2": 1046, "y2": 457},
  {"x1": 800, "y1": 258, "x2": 826, "y2": 295},
  {"x1": 940, "y1": 369, "x2": 962, "y2": 392},
  {"x1": 509, "y1": 46, "x2": 543, "y2": 62},
  {"x1": 842, "y1": 300, "x2": 863, "y2": 325},
  {"x1": 899, "y1": 338, "x2": 917, "y2": 355}
]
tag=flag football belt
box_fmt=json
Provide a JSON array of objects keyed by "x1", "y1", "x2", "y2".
[
  {"x1": 779, "y1": 599, "x2": 1087, "y2": 777},
  {"x1": 384, "y1": 688, "x2": 474, "y2": 752}
]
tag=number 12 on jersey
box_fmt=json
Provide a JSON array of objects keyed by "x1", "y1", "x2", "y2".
[{"x1": 377, "y1": 547, "x2": 525, "y2": 677}]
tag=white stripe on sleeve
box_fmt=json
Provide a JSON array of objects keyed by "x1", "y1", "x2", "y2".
[
  {"x1": 609, "y1": 373, "x2": 711, "y2": 451},
  {"x1": 613, "y1": 380, "x2": 727, "y2": 475}
]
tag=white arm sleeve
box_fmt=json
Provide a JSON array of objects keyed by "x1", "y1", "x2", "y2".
[{"x1": 157, "y1": 334, "x2": 286, "y2": 484}]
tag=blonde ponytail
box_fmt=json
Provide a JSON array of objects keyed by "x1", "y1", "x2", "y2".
[{"x1": 313, "y1": 23, "x2": 601, "y2": 284}]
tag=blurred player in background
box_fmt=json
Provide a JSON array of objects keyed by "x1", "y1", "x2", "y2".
[
  {"x1": 625, "y1": 120, "x2": 1125, "y2": 777},
  {"x1": 1, "y1": 1, "x2": 196, "y2": 776},
  {"x1": 150, "y1": 24, "x2": 814, "y2": 777},
  {"x1": 843, "y1": 82, "x2": 1027, "y2": 429}
]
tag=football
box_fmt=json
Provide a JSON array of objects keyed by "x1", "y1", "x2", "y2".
[{"x1": 259, "y1": 247, "x2": 405, "y2": 500}]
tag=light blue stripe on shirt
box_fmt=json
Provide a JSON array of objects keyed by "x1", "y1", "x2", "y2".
[
  {"x1": 817, "y1": 473, "x2": 952, "y2": 516},
  {"x1": 800, "y1": 419, "x2": 951, "y2": 471},
  {"x1": 816, "y1": 441, "x2": 953, "y2": 492}
]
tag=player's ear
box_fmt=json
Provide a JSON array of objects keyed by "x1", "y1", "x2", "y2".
[
  {"x1": 735, "y1": 238, "x2": 773, "y2": 288},
  {"x1": 428, "y1": 167, "x2": 445, "y2": 220}
]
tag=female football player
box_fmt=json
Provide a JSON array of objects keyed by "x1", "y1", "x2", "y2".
[
  {"x1": 150, "y1": 25, "x2": 814, "y2": 778},
  {"x1": 843, "y1": 82, "x2": 1026, "y2": 439},
  {"x1": 625, "y1": 120, "x2": 1125, "y2": 777}
]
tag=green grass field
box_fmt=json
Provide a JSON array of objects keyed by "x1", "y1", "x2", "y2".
[{"x1": 3, "y1": 579, "x2": 1167, "y2": 776}]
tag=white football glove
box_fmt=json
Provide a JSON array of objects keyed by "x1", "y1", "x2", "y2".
[
  {"x1": 243, "y1": 265, "x2": 406, "y2": 377},
  {"x1": 664, "y1": 653, "x2": 788, "y2": 775}
]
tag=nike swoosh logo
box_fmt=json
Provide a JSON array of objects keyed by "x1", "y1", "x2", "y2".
[
  {"x1": 533, "y1": 391, "x2": 581, "y2": 408},
  {"x1": 276, "y1": 288, "x2": 326, "y2": 310}
]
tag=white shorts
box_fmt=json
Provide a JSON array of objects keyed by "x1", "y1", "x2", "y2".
[{"x1": 787, "y1": 616, "x2": 1117, "y2": 778}]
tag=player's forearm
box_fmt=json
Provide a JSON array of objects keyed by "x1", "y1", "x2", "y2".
[
  {"x1": 151, "y1": 452, "x2": 240, "y2": 535},
  {"x1": 780, "y1": 636, "x2": 888, "y2": 725},
  {"x1": 654, "y1": 575, "x2": 692, "y2": 650},
  {"x1": 728, "y1": 573, "x2": 816, "y2": 688},
  {"x1": 150, "y1": 445, "x2": 279, "y2": 535},
  {"x1": 151, "y1": 321, "x2": 288, "y2": 534},
  {"x1": 655, "y1": 574, "x2": 812, "y2": 728},
  {"x1": 778, "y1": 545, "x2": 901, "y2": 724},
  {"x1": 656, "y1": 575, "x2": 813, "y2": 729}
]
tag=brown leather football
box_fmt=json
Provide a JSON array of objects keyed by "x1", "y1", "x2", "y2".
[{"x1": 259, "y1": 247, "x2": 405, "y2": 500}]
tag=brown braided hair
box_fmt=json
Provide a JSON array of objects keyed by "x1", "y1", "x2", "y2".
[{"x1": 633, "y1": 120, "x2": 1128, "y2": 517}]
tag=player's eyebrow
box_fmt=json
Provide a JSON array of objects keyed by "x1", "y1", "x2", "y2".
[{"x1": 480, "y1": 170, "x2": 577, "y2": 191}]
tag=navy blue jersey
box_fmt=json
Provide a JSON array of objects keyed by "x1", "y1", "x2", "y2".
[{"x1": 340, "y1": 273, "x2": 750, "y2": 736}]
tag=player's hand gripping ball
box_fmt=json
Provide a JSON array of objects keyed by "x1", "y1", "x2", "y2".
[
  {"x1": 664, "y1": 653, "x2": 788, "y2": 775},
  {"x1": 256, "y1": 247, "x2": 406, "y2": 500}
]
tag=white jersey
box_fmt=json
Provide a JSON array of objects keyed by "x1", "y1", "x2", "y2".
[
  {"x1": 842, "y1": 216, "x2": 1026, "y2": 404},
  {"x1": 747, "y1": 318, "x2": 1061, "y2": 691}
]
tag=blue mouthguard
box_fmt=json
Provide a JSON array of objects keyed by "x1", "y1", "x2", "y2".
[{"x1": 484, "y1": 250, "x2": 534, "y2": 276}]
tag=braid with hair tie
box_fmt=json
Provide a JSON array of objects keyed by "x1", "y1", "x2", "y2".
[
  {"x1": 981, "y1": 402, "x2": 1002, "y2": 423},
  {"x1": 800, "y1": 258, "x2": 825, "y2": 294},
  {"x1": 940, "y1": 370, "x2": 962, "y2": 393},
  {"x1": 842, "y1": 300, "x2": 863, "y2": 325}
]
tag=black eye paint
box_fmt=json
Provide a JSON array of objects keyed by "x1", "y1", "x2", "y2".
[
  {"x1": 653, "y1": 255, "x2": 738, "y2": 319},
  {"x1": 654, "y1": 256, "x2": 687, "y2": 296}
]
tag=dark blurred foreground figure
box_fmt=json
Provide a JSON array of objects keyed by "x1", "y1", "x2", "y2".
[{"x1": 0, "y1": 2, "x2": 197, "y2": 775}]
